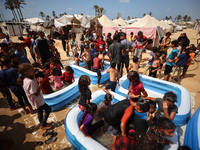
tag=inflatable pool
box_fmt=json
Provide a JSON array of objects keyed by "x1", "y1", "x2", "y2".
[
  {"x1": 65, "y1": 90, "x2": 179, "y2": 150},
  {"x1": 43, "y1": 75, "x2": 80, "y2": 111},
  {"x1": 115, "y1": 74, "x2": 190, "y2": 126},
  {"x1": 184, "y1": 107, "x2": 200, "y2": 150},
  {"x1": 69, "y1": 61, "x2": 110, "y2": 84}
]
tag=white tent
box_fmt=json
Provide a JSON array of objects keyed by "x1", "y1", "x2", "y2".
[
  {"x1": 163, "y1": 20, "x2": 177, "y2": 26},
  {"x1": 126, "y1": 18, "x2": 141, "y2": 24},
  {"x1": 54, "y1": 15, "x2": 74, "y2": 28},
  {"x1": 24, "y1": 17, "x2": 45, "y2": 24},
  {"x1": 98, "y1": 15, "x2": 118, "y2": 27},
  {"x1": 113, "y1": 17, "x2": 128, "y2": 26},
  {"x1": 128, "y1": 15, "x2": 173, "y2": 33}
]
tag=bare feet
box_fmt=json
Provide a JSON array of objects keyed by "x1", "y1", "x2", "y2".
[
  {"x1": 24, "y1": 109, "x2": 29, "y2": 115},
  {"x1": 40, "y1": 124, "x2": 52, "y2": 130},
  {"x1": 97, "y1": 84, "x2": 99, "y2": 88}
]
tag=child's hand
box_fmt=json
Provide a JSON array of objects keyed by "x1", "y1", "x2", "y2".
[
  {"x1": 152, "y1": 70, "x2": 155, "y2": 73},
  {"x1": 163, "y1": 101, "x2": 168, "y2": 109},
  {"x1": 37, "y1": 77, "x2": 44, "y2": 85}
]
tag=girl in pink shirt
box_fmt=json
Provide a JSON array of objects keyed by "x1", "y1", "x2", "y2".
[
  {"x1": 49, "y1": 66, "x2": 63, "y2": 90},
  {"x1": 126, "y1": 71, "x2": 148, "y2": 102}
]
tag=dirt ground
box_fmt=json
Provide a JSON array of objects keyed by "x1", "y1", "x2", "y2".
[{"x1": 0, "y1": 28, "x2": 199, "y2": 150}]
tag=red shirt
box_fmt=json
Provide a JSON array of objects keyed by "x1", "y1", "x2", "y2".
[
  {"x1": 40, "y1": 75, "x2": 53, "y2": 94},
  {"x1": 45, "y1": 69, "x2": 51, "y2": 76},
  {"x1": 94, "y1": 42, "x2": 99, "y2": 51},
  {"x1": 50, "y1": 64, "x2": 61, "y2": 71},
  {"x1": 113, "y1": 135, "x2": 135, "y2": 150},
  {"x1": 130, "y1": 81, "x2": 145, "y2": 102},
  {"x1": 93, "y1": 57, "x2": 101, "y2": 69},
  {"x1": 62, "y1": 72, "x2": 74, "y2": 83},
  {"x1": 24, "y1": 37, "x2": 32, "y2": 47},
  {"x1": 97, "y1": 40, "x2": 105, "y2": 51}
]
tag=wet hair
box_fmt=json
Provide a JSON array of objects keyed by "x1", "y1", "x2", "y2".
[
  {"x1": 35, "y1": 71, "x2": 45, "y2": 79},
  {"x1": 104, "y1": 93, "x2": 112, "y2": 101},
  {"x1": 133, "y1": 56, "x2": 138, "y2": 63},
  {"x1": 65, "y1": 66, "x2": 74, "y2": 73},
  {"x1": 136, "y1": 134, "x2": 158, "y2": 150},
  {"x1": 110, "y1": 62, "x2": 116, "y2": 68},
  {"x1": 163, "y1": 91, "x2": 177, "y2": 103},
  {"x1": 18, "y1": 63, "x2": 33, "y2": 76},
  {"x1": 157, "y1": 117, "x2": 175, "y2": 130},
  {"x1": 171, "y1": 40, "x2": 179, "y2": 47},
  {"x1": 149, "y1": 101, "x2": 156, "y2": 108},
  {"x1": 78, "y1": 75, "x2": 90, "y2": 94},
  {"x1": 51, "y1": 66, "x2": 62, "y2": 76},
  {"x1": 137, "y1": 101, "x2": 150, "y2": 112},
  {"x1": 50, "y1": 56, "x2": 59, "y2": 64},
  {"x1": 75, "y1": 53, "x2": 79, "y2": 57},
  {"x1": 94, "y1": 52, "x2": 99, "y2": 57},
  {"x1": 44, "y1": 61, "x2": 50, "y2": 70},
  {"x1": 127, "y1": 71, "x2": 140, "y2": 83},
  {"x1": 165, "y1": 32, "x2": 171, "y2": 36},
  {"x1": 0, "y1": 55, "x2": 11, "y2": 66},
  {"x1": 152, "y1": 46, "x2": 158, "y2": 53},
  {"x1": 80, "y1": 103, "x2": 97, "y2": 126},
  {"x1": 102, "y1": 50, "x2": 107, "y2": 55},
  {"x1": 154, "y1": 52, "x2": 160, "y2": 58},
  {"x1": 91, "y1": 43, "x2": 95, "y2": 49},
  {"x1": 178, "y1": 146, "x2": 192, "y2": 150}
]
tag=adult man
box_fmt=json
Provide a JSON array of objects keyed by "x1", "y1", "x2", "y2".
[
  {"x1": 84, "y1": 29, "x2": 93, "y2": 45},
  {"x1": 118, "y1": 28, "x2": 124, "y2": 42},
  {"x1": 61, "y1": 27, "x2": 69, "y2": 56},
  {"x1": 1, "y1": 34, "x2": 12, "y2": 44},
  {"x1": 120, "y1": 33, "x2": 134, "y2": 76},
  {"x1": 34, "y1": 31, "x2": 50, "y2": 65},
  {"x1": 80, "y1": 30, "x2": 86, "y2": 55},
  {"x1": 135, "y1": 31, "x2": 148, "y2": 63},
  {"x1": 109, "y1": 39, "x2": 123, "y2": 77}
]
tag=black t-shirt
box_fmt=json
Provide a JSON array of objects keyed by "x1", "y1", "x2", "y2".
[
  {"x1": 155, "y1": 98, "x2": 178, "y2": 120},
  {"x1": 34, "y1": 38, "x2": 50, "y2": 57},
  {"x1": 106, "y1": 38, "x2": 113, "y2": 49},
  {"x1": 79, "y1": 89, "x2": 91, "y2": 107},
  {"x1": 109, "y1": 41, "x2": 123, "y2": 64}
]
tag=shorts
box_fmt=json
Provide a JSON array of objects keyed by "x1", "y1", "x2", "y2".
[
  {"x1": 183, "y1": 65, "x2": 189, "y2": 72},
  {"x1": 105, "y1": 81, "x2": 117, "y2": 92},
  {"x1": 134, "y1": 48, "x2": 143, "y2": 60},
  {"x1": 122, "y1": 56, "x2": 129, "y2": 68},
  {"x1": 164, "y1": 65, "x2": 173, "y2": 75},
  {"x1": 160, "y1": 64, "x2": 163, "y2": 69}
]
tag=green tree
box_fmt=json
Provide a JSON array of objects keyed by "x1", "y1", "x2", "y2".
[
  {"x1": 165, "y1": 16, "x2": 169, "y2": 20},
  {"x1": 98, "y1": 7, "x2": 106, "y2": 18},
  {"x1": 13, "y1": 0, "x2": 26, "y2": 21},
  {"x1": 52, "y1": 11, "x2": 57, "y2": 18},
  {"x1": 5, "y1": 0, "x2": 19, "y2": 22},
  {"x1": 39, "y1": 11, "x2": 45, "y2": 20},
  {"x1": 127, "y1": 16, "x2": 131, "y2": 20},
  {"x1": 187, "y1": 16, "x2": 191, "y2": 21},
  {"x1": 177, "y1": 15, "x2": 182, "y2": 22},
  {"x1": 92, "y1": 5, "x2": 99, "y2": 17},
  {"x1": 183, "y1": 15, "x2": 188, "y2": 21},
  {"x1": 169, "y1": 16, "x2": 172, "y2": 20},
  {"x1": 149, "y1": 12, "x2": 152, "y2": 16},
  {"x1": 143, "y1": 13, "x2": 146, "y2": 17},
  {"x1": 46, "y1": 15, "x2": 50, "y2": 20}
]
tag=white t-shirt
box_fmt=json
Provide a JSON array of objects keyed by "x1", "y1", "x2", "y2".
[
  {"x1": 1, "y1": 38, "x2": 12, "y2": 44},
  {"x1": 23, "y1": 78, "x2": 44, "y2": 109}
]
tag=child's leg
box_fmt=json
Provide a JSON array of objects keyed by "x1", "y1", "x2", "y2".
[
  {"x1": 148, "y1": 69, "x2": 153, "y2": 77},
  {"x1": 40, "y1": 103, "x2": 52, "y2": 126},
  {"x1": 0, "y1": 87, "x2": 15, "y2": 108},
  {"x1": 152, "y1": 70, "x2": 158, "y2": 78},
  {"x1": 37, "y1": 106, "x2": 44, "y2": 124},
  {"x1": 97, "y1": 69, "x2": 101, "y2": 85},
  {"x1": 171, "y1": 67, "x2": 177, "y2": 77},
  {"x1": 176, "y1": 67, "x2": 183, "y2": 81},
  {"x1": 90, "y1": 120, "x2": 104, "y2": 135},
  {"x1": 58, "y1": 60, "x2": 64, "y2": 69}
]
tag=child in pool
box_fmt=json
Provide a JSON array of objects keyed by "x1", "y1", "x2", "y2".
[
  {"x1": 98, "y1": 50, "x2": 107, "y2": 70},
  {"x1": 112, "y1": 123, "x2": 136, "y2": 150},
  {"x1": 93, "y1": 52, "x2": 103, "y2": 87},
  {"x1": 35, "y1": 71, "x2": 53, "y2": 94},
  {"x1": 78, "y1": 75, "x2": 92, "y2": 111},
  {"x1": 74, "y1": 53, "x2": 83, "y2": 66},
  {"x1": 49, "y1": 66, "x2": 63, "y2": 90},
  {"x1": 126, "y1": 71, "x2": 148, "y2": 102},
  {"x1": 44, "y1": 61, "x2": 51, "y2": 76},
  {"x1": 18, "y1": 63, "x2": 53, "y2": 130},
  {"x1": 62, "y1": 66, "x2": 74, "y2": 85},
  {"x1": 149, "y1": 52, "x2": 161, "y2": 78},
  {"x1": 128, "y1": 56, "x2": 139, "y2": 73},
  {"x1": 49, "y1": 56, "x2": 61, "y2": 72},
  {"x1": 97, "y1": 93, "x2": 112, "y2": 118},
  {"x1": 79, "y1": 103, "x2": 104, "y2": 138},
  {"x1": 146, "y1": 101, "x2": 156, "y2": 126},
  {"x1": 150, "y1": 117, "x2": 175, "y2": 149}
]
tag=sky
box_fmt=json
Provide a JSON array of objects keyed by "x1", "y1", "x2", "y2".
[{"x1": 0, "y1": 0, "x2": 200, "y2": 21}]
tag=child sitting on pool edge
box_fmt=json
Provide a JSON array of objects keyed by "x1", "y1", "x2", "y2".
[{"x1": 62, "y1": 66, "x2": 74, "y2": 86}]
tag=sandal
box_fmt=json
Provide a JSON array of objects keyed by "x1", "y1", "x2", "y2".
[
  {"x1": 42, "y1": 129, "x2": 54, "y2": 137},
  {"x1": 45, "y1": 136, "x2": 57, "y2": 144},
  {"x1": 50, "y1": 132, "x2": 58, "y2": 137},
  {"x1": 33, "y1": 141, "x2": 43, "y2": 147}
]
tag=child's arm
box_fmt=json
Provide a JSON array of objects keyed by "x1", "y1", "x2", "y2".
[
  {"x1": 152, "y1": 61, "x2": 161, "y2": 73},
  {"x1": 80, "y1": 124, "x2": 92, "y2": 138},
  {"x1": 126, "y1": 87, "x2": 131, "y2": 99},
  {"x1": 141, "y1": 90, "x2": 148, "y2": 97},
  {"x1": 128, "y1": 64, "x2": 132, "y2": 71},
  {"x1": 117, "y1": 70, "x2": 120, "y2": 86},
  {"x1": 163, "y1": 101, "x2": 176, "y2": 121},
  {"x1": 112, "y1": 136, "x2": 117, "y2": 150},
  {"x1": 106, "y1": 66, "x2": 111, "y2": 73},
  {"x1": 174, "y1": 58, "x2": 179, "y2": 67},
  {"x1": 35, "y1": 77, "x2": 44, "y2": 96}
]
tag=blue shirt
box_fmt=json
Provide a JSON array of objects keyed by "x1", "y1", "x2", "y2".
[
  {"x1": 166, "y1": 49, "x2": 178, "y2": 66},
  {"x1": 15, "y1": 49, "x2": 30, "y2": 64},
  {"x1": 31, "y1": 41, "x2": 39, "y2": 54},
  {"x1": 176, "y1": 53, "x2": 190, "y2": 67},
  {"x1": 148, "y1": 53, "x2": 155, "y2": 66},
  {"x1": 90, "y1": 48, "x2": 97, "y2": 59}
]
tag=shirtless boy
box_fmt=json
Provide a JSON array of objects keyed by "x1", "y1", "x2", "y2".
[
  {"x1": 149, "y1": 52, "x2": 161, "y2": 78},
  {"x1": 81, "y1": 45, "x2": 92, "y2": 70},
  {"x1": 75, "y1": 53, "x2": 83, "y2": 66},
  {"x1": 128, "y1": 56, "x2": 139, "y2": 73},
  {"x1": 158, "y1": 52, "x2": 166, "y2": 79},
  {"x1": 103, "y1": 62, "x2": 119, "y2": 95},
  {"x1": 98, "y1": 50, "x2": 107, "y2": 70}
]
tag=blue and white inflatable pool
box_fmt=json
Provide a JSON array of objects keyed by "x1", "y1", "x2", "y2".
[
  {"x1": 69, "y1": 61, "x2": 110, "y2": 84},
  {"x1": 184, "y1": 107, "x2": 200, "y2": 150},
  {"x1": 65, "y1": 90, "x2": 179, "y2": 150},
  {"x1": 43, "y1": 75, "x2": 80, "y2": 111},
  {"x1": 115, "y1": 74, "x2": 190, "y2": 126}
]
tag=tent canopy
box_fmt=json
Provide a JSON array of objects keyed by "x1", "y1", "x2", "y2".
[
  {"x1": 126, "y1": 18, "x2": 141, "y2": 24},
  {"x1": 113, "y1": 17, "x2": 128, "y2": 26},
  {"x1": 54, "y1": 14, "x2": 97, "y2": 28},
  {"x1": 98, "y1": 15, "x2": 118, "y2": 27},
  {"x1": 24, "y1": 17, "x2": 45, "y2": 24}
]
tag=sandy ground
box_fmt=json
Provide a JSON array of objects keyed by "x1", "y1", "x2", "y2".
[{"x1": 0, "y1": 28, "x2": 199, "y2": 150}]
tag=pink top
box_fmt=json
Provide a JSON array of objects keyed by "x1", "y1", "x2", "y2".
[
  {"x1": 130, "y1": 81, "x2": 145, "y2": 102},
  {"x1": 23, "y1": 78, "x2": 45, "y2": 109},
  {"x1": 49, "y1": 75, "x2": 63, "y2": 89}
]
